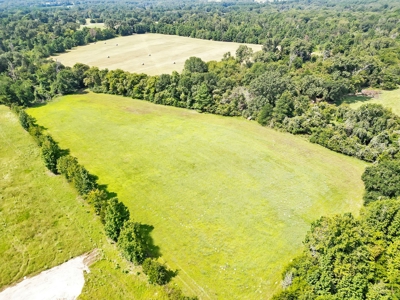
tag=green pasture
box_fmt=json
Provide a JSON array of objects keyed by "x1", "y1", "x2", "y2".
[
  {"x1": 0, "y1": 105, "x2": 100, "y2": 288},
  {"x1": 28, "y1": 93, "x2": 367, "y2": 299},
  {"x1": 0, "y1": 105, "x2": 170, "y2": 299},
  {"x1": 340, "y1": 89, "x2": 400, "y2": 115}
]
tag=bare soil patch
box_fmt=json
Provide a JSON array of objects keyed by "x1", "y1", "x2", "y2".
[{"x1": 0, "y1": 252, "x2": 96, "y2": 300}]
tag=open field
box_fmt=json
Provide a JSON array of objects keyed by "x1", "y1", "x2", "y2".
[
  {"x1": 29, "y1": 93, "x2": 367, "y2": 299},
  {"x1": 340, "y1": 89, "x2": 400, "y2": 115},
  {"x1": 0, "y1": 105, "x2": 171, "y2": 299},
  {"x1": 53, "y1": 33, "x2": 262, "y2": 75},
  {"x1": 80, "y1": 19, "x2": 105, "y2": 29},
  {"x1": 0, "y1": 105, "x2": 100, "y2": 288}
]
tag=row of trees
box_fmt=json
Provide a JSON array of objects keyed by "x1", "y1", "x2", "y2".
[
  {"x1": 14, "y1": 106, "x2": 195, "y2": 298},
  {"x1": 79, "y1": 56, "x2": 400, "y2": 163},
  {"x1": 5, "y1": 51, "x2": 394, "y2": 163}
]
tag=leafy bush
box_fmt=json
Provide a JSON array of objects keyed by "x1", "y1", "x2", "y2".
[
  {"x1": 142, "y1": 258, "x2": 168, "y2": 285},
  {"x1": 104, "y1": 198, "x2": 130, "y2": 241},
  {"x1": 117, "y1": 220, "x2": 145, "y2": 264},
  {"x1": 41, "y1": 136, "x2": 62, "y2": 174},
  {"x1": 86, "y1": 189, "x2": 108, "y2": 222},
  {"x1": 362, "y1": 159, "x2": 400, "y2": 204}
]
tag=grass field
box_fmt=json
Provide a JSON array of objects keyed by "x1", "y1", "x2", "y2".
[
  {"x1": 340, "y1": 89, "x2": 400, "y2": 115},
  {"x1": 0, "y1": 105, "x2": 172, "y2": 299},
  {"x1": 28, "y1": 93, "x2": 367, "y2": 299},
  {"x1": 53, "y1": 33, "x2": 262, "y2": 75},
  {"x1": 80, "y1": 19, "x2": 105, "y2": 29},
  {"x1": 0, "y1": 105, "x2": 101, "y2": 288}
]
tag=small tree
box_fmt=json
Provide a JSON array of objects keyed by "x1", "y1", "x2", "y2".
[
  {"x1": 19, "y1": 110, "x2": 35, "y2": 131},
  {"x1": 257, "y1": 103, "x2": 273, "y2": 126},
  {"x1": 57, "y1": 155, "x2": 79, "y2": 181},
  {"x1": 73, "y1": 165, "x2": 97, "y2": 195},
  {"x1": 183, "y1": 57, "x2": 208, "y2": 73},
  {"x1": 193, "y1": 83, "x2": 212, "y2": 111},
  {"x1": 273, "y1": 91, "x2": 295, "y2": 123},
  {"x1": 142, "y1": 258, "x2": 168, "y2": 285},
  {"x1": 117, "y1": 220, "x2": 146, "y2": 264},
  {"x1": 41, "y1": 136, "x2": 62, "y2": 174},
  {"x1": 236, "y1": 45, "x2": 253, "y2": 64},
  {"x1": 86, "y1": 189, "x2": 108, "y2": 221},
  {"x1": 104, "y1": 198, "x2": 130, "y2": 241}
]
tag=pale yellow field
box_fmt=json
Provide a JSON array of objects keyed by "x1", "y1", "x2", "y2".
[
  {"x1": 80, "y1": 23, "x2": 105, "y2": 29},
  {"x1": 53, "y1": 33, "x2": 262, "y2": 75}
]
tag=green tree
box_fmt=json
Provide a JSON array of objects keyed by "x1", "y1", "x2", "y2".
[
  {"x1": 257, "y1": 103, "x2": 273, "y2": 126},
  {"x1": 41, "y1": 136, "x2": 62, "y2": 174},
  {"x1": 142, "y1": 258, "x2": 169, "y2": 285},
  {"x1": 273, "y1": 91, "x2": 295, "y2": 123},
  {"x1": 184, "y1": 57, "x2": 208, "y2": 73},
  {"x1": 73, "y1": 165, "x2": 97, "y2": 195},
  {"x1": 193, "y1": 83, "x2": 212, "y2": 111},
  {"x1": 117, "y1": 220, "x2": 146, "y2": 264},
  {"x1": 57, "y1": 155, "x2": 79, "y2": 182},
  {"x1": 86, "y1": 189, "x2": 108, "y2": 222},
  {"x1": 236, "y1": 45, "x2": 253, "y2": 64},
  {"x1": 72, "y1": 63, "x2": 90, "y2": 88},
  {"x1": 248, "y1": 71, "x2": 291, "y2": 118},
  {"x1": 51, "y1": 69, "x2": 79, "y2": 95},
  {"x1": 18, "y1": 110, "x2": 35, "y2": 131},
  {"x1": 104, "y1": 198, "x2": 130, "y2": 241},
  {"x1": 361, "y1": 159, "x2": 400, "y2": 203}
]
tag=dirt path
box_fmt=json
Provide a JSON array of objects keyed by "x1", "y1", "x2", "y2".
[{"x1": 0, "y1": 253, "x2": 93, "y2": 300}]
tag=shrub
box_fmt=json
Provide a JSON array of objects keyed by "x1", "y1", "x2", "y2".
[
  {"x1": 73, "y1": 165, "x2": 97, "y2": 195},
  {"x1": 142, "y1": 258, "x2": 168, "y2": 285},
  {"x1": 86, "y1": 189, "x2": 108, "y2": 221},
  {"x1": 104, "y1": 198, "x2": 130, "y2": 241},
  {"x1": 41, "y1": 136, "x2": 62, "y2": 174},
  {"x1": 117, "y1": 220, "x2": 145, "y2": 264}
]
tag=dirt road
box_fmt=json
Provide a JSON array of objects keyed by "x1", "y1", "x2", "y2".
[{"x1": 0, "y1": 254, "x2": 90, "y2": 300}]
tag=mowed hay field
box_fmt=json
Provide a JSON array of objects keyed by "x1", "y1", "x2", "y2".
[
  {"x1": 29, "y1": 93, "x2": 367, "y2": 299},
  {"x1": 342, "y1": 89, "x2": 400, "y2": 115},
  {"x1": 53, "y1": 33, "x2": 262, "y2": 75},
  {"x1": 0, "y1": 105, "x2": 101, "y2": 288}
]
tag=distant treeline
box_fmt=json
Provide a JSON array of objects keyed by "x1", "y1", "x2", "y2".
[{"x1": 1, "y1": 0, "x2": 400, "y2": 163}]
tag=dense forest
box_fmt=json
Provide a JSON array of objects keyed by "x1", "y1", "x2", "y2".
[{"x1": 1, "y1": 0, "x2": 400, "y2": 298}]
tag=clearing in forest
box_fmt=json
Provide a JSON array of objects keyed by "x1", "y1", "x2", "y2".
[
  {"x1": 52, "y1": 33, "x2": 262, "y2": 75},
  {"x1": 341, "y1": 89, "x2": 400, "y2": 115},
  {"x1": 28, "y1": 93, "x2": 367, "y2": 299}
]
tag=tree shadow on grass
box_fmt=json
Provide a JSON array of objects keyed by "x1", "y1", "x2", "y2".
[
  {"x1": 165, "y1": 268, "x2": 179, "y2": 283},
  {"x1": 336, "y1": 95, "x2": 371, "y2": 106},
  {"x1": 30, "y1": 102, "x2": 49, "y2": 108},
  {"x1": 59, "y1": 148, "x2": 70, "y2": 157},
  {"x1": 97, "y1": 184, "x2": 118, "y2": 199},
  {"x1": 76, "y1": 89, "x2": 89, "y2": 95},
  {"x1": 139, "y1": 224, "x2": 162, "y2": 259}
]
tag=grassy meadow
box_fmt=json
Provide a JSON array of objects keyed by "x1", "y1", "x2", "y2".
[
  {"x1": 80, "y1": 19, "x2": 105, "y2": 29},
  {"x1": 0, "y1": 105, "x2": 173, "y2": 299},
  {"x1": 53, "y1": 33, "x2": 262, "y2": 75},
  {"x1": 0, "y1": 105, "x2": 101, "y2": 288},
  {"x1": 28, "y1": 92, "x2": 367, "y2": 299},
  {"x1": 340, "y1": 89, "x2": 400, "y2": 115}
]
